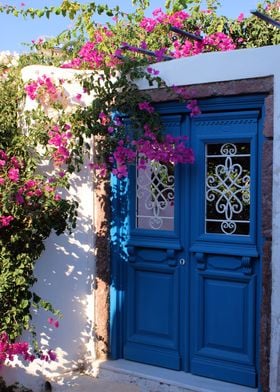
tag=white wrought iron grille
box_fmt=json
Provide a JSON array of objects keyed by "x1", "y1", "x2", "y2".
[
  {"x1": 136, "y1": 160, "x2": 175, "y2": 230},
  {"x1": 205, "y1": 142, "x2": 251, "y2": 235}
]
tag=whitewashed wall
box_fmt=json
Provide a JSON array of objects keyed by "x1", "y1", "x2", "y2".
[
  {"x1": 1, "y1": 66, "x2": 96, "y2": 391},
  {"x1": 1, "y1": 46, "x2": 280, "y2": 391}
]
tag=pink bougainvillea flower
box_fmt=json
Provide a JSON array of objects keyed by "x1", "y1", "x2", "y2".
[
  {"x1": 152, "y1": 8, "x2": 166, "y2": 23},
  {"x1": 237, "y1": 13, "x2": 245, "y2": 23},
  {"x1": 89, "y1": 162, "x2": 108, "y2": 177},
  {"x1": 140, "y1": 41, "x2": 148, "y2": 49},
  {"x1": 0, "y1": 215, "x2": 14, "y2": 228},
  {"x1": 44, "y1": 184, "x2": 54, "y2": 192},
  {"x1": 202, "y1": 9, "x2": 213, "y2": 14},
  {"x1": 0, "y1": 150, "x2": 7, "y2": 161},
  {"x1": 0, "y1": 332, "x2": 47, "y2": 366},
  {"x1": 147, "y1": 67, "x2": 160, "y2": 76},
  {"x1": 48, "y1": 350, "x2": 57, "y2": 361},
  {"x1": 10, "y1": 156, "x2": 21, "y2": 168},
  {"x1": 8, "y1": 168, "x2": 19, "y2": 182},
  {"x1": 187, "y1": 99, "x2": 201, "y2": 117},
  {"x1": 172, "y1": 85, "x2": 191, "y2": 99},
  {"x1": 61, "y1": 58, "x2": 82, "y2": 69},
  {"x1": 140, "y1": 17, "x2": 158, "y2": 33},
  {"x1": 24, "y1": 179, "x2": 37, "y2": 189},
  {"x1": 15, "y1": 192, "x2": 24, "y2": 204},
  {"x1": 99, "y1": 111, "x2": 109, "y2": 125},
  {"x1": 203, "y1": 32, "x2": 236, "y2": 51},
  {"x1": 138, "y1": 101, "x2": 155, "y2": 113},
  {"x1": 113, "y1": 48, "x2": 122, "y2": 58},
  {"x1": 113, "y1": 117, "x2": 122, "y2": 126},
  {"x1": 0, "y1": 178, "x2": 5, "y2": 185},
  {"x1": 48, "y1": 317, "x2": 54, "y2": 325},
  {"x1": 47, "y1": 318, "x2": 59, "y2": 328},
  {"x1": 112, "y1": 165, "x2": 128, "y2": 178},
  {"x1": 167, "y1": 10, "x2": 190, "y2": 28},
  {"x1": 154, "y1": 48, "x2": 168, "y2": 61},
  {"x1": 34, "y1": 189, "x2": 43, "y2": 197},
  {"x1": 25, "y1": 82, "x2": 37, "y2": 100}
]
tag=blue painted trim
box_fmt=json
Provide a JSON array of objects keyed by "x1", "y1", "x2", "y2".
[
  {"x1": 110, "y1": 174, "x2": 129, "y2": 359},
  {"x1": 255, "y1": 99, "x2": 266, "y2": 391}
]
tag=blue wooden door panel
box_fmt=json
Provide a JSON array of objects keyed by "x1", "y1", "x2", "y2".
[
  {"x1": 196, "y1": 274, "x2": 256, "y2": 362},
  {"x1": 123, "y1": 113, "x2": 188, "y2": 369},
  {"x1": 124, "y1": 258, "x2": 181, "y2": 369},
  {"x1": 189, "y1": 110, "x2": 261, "y2": 387},
  {"x1": 111, "y1": 97, "x2": 264, "y2": 388},
  {"x1": 190, "y1": 267, "x2": 257, "y2": 384}
]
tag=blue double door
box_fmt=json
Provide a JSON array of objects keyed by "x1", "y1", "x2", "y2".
[{"x1": 112, "y1": 96, "x2": 264, "y2": 388}]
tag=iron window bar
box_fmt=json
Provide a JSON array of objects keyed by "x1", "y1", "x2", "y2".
[
  {"x1": 120, "y1": 44, "x2": 173, "y2": 61},
  {"x1": 169, "y1": 26, "x2": 203, "y2": 41},
  {"x1": 115, "y1": 54, "x2": 129, "y2": 60},
  {"x1": 250, "y1": 9, "x2": 280, "y2": 29}
]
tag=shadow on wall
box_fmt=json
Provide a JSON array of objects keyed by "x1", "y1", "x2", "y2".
[
  {"x1": 92, "y1": 174, "x2": 111, "y2": 359},
  {"x1": 109, "y1": 175, "x2": 130, "y2": 361},
  {"x1": 1, "y1": 165, "x2": 96, "y2": 390}
]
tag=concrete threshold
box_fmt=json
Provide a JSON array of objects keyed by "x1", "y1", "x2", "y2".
[{"x1": 94, "y1": 359, "x2": 258, "y2": 392}]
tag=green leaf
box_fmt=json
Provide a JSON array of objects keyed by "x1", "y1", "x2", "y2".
[{"x1": 20, "y1": 299, "x2": 29, "y2": 309}]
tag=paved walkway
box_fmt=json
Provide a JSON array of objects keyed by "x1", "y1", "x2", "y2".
[{"x1": 52, "y1": 375, "x2": 139, "y2": 392}]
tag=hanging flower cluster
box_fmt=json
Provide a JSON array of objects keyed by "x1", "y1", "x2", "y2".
[
  {"x1": 0, "y1": 149, "x2": 63, "y2": 226},
  {"x1": 48, "y1": 124, "x2": 73, "y2": 167},
  {"x1": 23, "y1": 70, "x2": 197, "y2": 180},
  {"x1": 0, "y1": 332, "x2": 57, "y2": 366},
  {"x1": 24, "y1": 74, "x2": 67, "y2": 108}
]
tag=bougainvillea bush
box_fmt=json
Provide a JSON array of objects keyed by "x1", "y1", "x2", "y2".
[
  {"x1": 0, "y1": 0, "x2": 279, "y2": 367},
  {"x1": 0, "y1": 56, "x2": 77, "y2": 365}
]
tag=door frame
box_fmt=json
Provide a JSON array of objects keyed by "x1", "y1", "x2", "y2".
[{"x1": 109, "y1": 78, "x2": 273, "y2": 391}]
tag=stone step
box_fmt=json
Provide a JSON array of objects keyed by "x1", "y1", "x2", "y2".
[{"x1": 94, "y1": 359, "x2": 258, "y2": 392}]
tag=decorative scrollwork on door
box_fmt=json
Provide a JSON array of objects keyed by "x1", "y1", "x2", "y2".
[
  {"x1": 136, "y1": 160, "x2": 175, "y2": 230},
  {"x1": 205, "y1": 143, "x2": 251, "y2": 235}
]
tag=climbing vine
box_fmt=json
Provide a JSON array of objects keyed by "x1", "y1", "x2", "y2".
[{"x1": 0, "y1": 56, "x2": 78, "y2": 365}]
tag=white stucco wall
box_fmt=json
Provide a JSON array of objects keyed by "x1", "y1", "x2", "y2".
[
  {"x1": 1, "y1": 66, "x2": 96, "y2": 390},
  {"x1": 1, "y1": 46, "x2": 280, "y2": 391}
]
